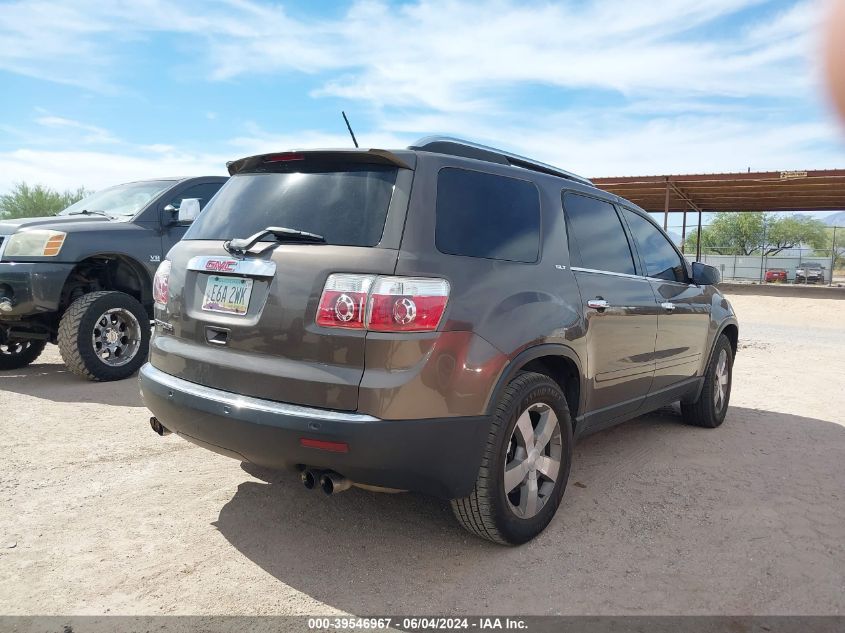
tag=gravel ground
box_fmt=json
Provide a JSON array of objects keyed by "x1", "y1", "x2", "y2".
[{"x1": 0, "y1": 293, "x2": 843, "y2": 615}]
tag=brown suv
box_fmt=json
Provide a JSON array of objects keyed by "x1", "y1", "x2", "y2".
[{"x1": 139, "y1": 138, "x2": 738, "y2": 544}]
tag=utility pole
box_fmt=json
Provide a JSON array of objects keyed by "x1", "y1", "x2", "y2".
[{"x1": 830, "y1": 226, "x2": 838, "y2": 286}]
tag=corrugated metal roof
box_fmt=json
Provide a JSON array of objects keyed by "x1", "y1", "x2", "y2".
[{"x1": 593, "y1": 169, "x2": 845, "y2": 212}]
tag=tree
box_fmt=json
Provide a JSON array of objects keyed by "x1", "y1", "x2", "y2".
[
  {"x1": 0, "y1": 182, "x2": 88, "y2": 220},
  {"x1": 816, "y1": 227, "x2": 845, "y2": 270},
  {"x1": 764, "y1": 215, "x2": 828, "y2": 255},
  {"x1": 685, "y1": 212, "x2": 829, "y2": 256},
  {"x1": 684, "y1": 212, "x2": 765, "y2": 255}
]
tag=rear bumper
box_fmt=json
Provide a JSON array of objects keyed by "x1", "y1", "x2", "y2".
[{"x1": 139, "y1": 363, "x2": 490, "y2": 499}]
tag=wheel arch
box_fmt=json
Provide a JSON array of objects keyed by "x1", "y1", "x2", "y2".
[
  {"x1": 708, "y1": 318, "x2": 739, "y2": 368},
  {"x1": 720, "y1": 322, "x2": 738, "y2": 355},
  {"x1": 60, "y1": 253, "x2": 154, "y2": 313},
  {"x1": 486, "y1": 344, "x2": 584, "y2": 424},
  {"x1": 687, "y1": 318, "x2": 738, "y2": 404}
]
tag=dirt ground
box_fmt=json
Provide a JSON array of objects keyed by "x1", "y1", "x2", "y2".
[{"x1": 1, "y1": 292, "x2": 843, "y2": 616}]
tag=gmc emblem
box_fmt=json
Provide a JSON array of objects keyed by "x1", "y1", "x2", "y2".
[{"x1": 205, "y1": 260, "x2": 237, "y2": 273}]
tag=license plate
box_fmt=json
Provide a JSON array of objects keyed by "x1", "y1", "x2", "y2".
[{"x1": 202, "y1": 275, "x2": 253, "y2": 315}]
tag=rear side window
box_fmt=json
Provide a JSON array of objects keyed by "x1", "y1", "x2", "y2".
[
  {"x1": 563, "y1": 193, "x2": 636, "y2": 275},
  {"x1": 185, "y1": 166, "x2": 397, "y2": 246},
  {"x1": 621, "y1": 209, "x2": 687, "y2": 282},
  {"x1": 436, "y1": 168, "x2": 541, "y2": 263}
]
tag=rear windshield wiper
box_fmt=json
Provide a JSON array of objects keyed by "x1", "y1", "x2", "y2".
[
  {"x1": 224, "y1": 226, "x2": 326, "y2": 255},
  {"x1": 66, "y1": 209, "x2": 110, "y2": 217}
]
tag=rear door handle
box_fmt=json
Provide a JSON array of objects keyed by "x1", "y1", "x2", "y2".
[
  {"x1": 587, "y1": 298, "x2": 610, "y2": 311},
  {"x1": 660, "y1": 302, "x2": 676, "y2": 312}
]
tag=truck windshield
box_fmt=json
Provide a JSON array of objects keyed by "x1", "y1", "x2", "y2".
[
  {"x1": 59, "y1": 180, "x2": 174, "y2": 218},
  {"x1": 184, "y1": 167, "x2": 397, "y2": 247}
]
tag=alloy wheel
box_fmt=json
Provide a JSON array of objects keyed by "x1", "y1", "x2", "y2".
[
  {"x1": 713, "y1": 348, "x2": 729, "y2": 413},
  {"x1": 1, "y1": 341, "x2": 29, "y2": 356},
  {"x1": 91, "y1": 308, "x2": 142, "y2": 367},
  {"x1": 503, "y1": 402, "x2": 562, "y2": 519}
]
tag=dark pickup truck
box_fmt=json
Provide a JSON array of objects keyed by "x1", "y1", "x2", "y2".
[{"x1": 0, "y1": 176, "x2": 227, "y2": 380}]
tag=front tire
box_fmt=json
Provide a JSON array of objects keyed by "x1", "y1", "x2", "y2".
[
  {"x1": 681, "y1": 334, "x2": 734, "y2": 428},
  {"x1": 0, "y1": 339, "x2": 47, "y2": 370},
  {"x1": 451, "y1": 372, "x2": 573, "y2": 545},
  {"x1": 58, "y1": 291, "x2": 150, "y2": 381}
]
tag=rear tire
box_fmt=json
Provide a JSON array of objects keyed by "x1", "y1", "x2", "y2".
[
  {"x1": 451, "y1": 372, "x2": 573, "y2": 545},
  {"x1": 681, "y1": 334, "x2": 733, "y2": 428},
  {"x1": 0, "y1": 339, "x2": 47, "y2": 370},
  {"x1": 58, "y1": 291, "x2": 150, "y2": 381}
]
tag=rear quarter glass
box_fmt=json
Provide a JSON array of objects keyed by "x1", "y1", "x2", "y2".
[
  {"x1": 435, "y1": 167, "x2": 541, "y2": 263},
  {"x1": 184, "y1": 165, "x2": 398, "y2": 247}
]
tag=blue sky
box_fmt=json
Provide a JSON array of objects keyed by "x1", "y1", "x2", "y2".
[{"x1": 1, "y1": 0, "x2": 843, "y2": 221}]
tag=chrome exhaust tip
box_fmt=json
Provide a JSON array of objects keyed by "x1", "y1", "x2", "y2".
[
  {"x1": 301, "y1": 469, "x2": 321, "y2": 490},
  {"x1": 320, "y1": 471, "x2": 352, "y2": 496},
  {"x1": 149, "y1": 416, "x2": 171, "y2": 436}
]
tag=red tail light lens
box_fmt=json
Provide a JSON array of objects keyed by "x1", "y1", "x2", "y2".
[
  {"x1": 316, "y1": 274, "x2": 375, "y2": 329},
  {"x1": 317, "y1": 274, "x2": 449, "y2": 332},
  {"x1": 263, "y1": 152, "x2": 304, "y2": 163},
  {"x1": 366, "y1": 277, "x2": 450, "y2": 332},
  {"x1": 153, "y1": 260, "x2": 172, "y2": 306},
  {"x1": 300, "y1": 438, "x2": 349, "y2": 453}
]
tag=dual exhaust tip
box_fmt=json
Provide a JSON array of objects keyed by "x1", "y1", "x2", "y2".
[
  {"x1": 301, "y1": 468, "x2": 352, "y2": 496},
  {"x1": 150, "y1": 416, "x2": 350, "y2": 496}
]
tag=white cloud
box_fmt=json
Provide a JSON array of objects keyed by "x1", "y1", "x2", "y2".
[
  {"x1": 0, "y1": 148, "x2": 228, "y2": 192},
  {"x1": 34, "y1": 116, "x2": 120, "y2": 144},
  {"x1": 3, "y1": 109, "x2": 839, "y2": 196},
  {"x1": 0, "y1": 0, "x2": 841, "y2": 193},
  {"x1": 376, "y1": 108, "x2": 844, "y2": 176},
  {"x1": 0, "y1": 1, "x2": 115, "y2": 90},
  {"x1": 226, "y1": 121, "x2": 409, "y2": 155},
  {"x1": 0, "y1": 0, "x2": 824, "y2": 106}
]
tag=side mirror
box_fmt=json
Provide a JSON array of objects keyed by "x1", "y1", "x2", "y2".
[
  {"x1": 691, "y1": 261, "x2": 721, "y2": 286},
  {"x1": 177, "y1": 198, "x2": 201, "y2": 224}
]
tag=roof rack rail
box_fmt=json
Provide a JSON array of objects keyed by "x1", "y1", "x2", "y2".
[{"x1": 409, "y1": 136, "x2": 592, "y2": 186}]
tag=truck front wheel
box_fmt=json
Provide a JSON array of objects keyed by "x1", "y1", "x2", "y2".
[
  {"x1": 0, "y1": 339, "x2": 47, "y2": 370},
  {"x1": 58, "y1": 291, "x2": 150, "y2": 381}
]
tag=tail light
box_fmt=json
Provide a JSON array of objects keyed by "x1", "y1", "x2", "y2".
[
  {"x1": 317, "y1": 274, "x2": 450, "y2": 332},
  {"x1": 316, "y1": 274, "x2": 374, "y2": 329},
  {"x1": 153, "y1": 260, "x2": 172, "y2": 306},
  {"x1": 367, "y1": 277, "x2": 450, "y2": 332}
]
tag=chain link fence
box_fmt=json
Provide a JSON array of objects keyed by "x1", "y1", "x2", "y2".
[
  {"x1": 652, "y1": 212, "x2": 844, "y2": 285},
  {"x1": 682, "y1": 246, "x2": 843, "y2": 284}
]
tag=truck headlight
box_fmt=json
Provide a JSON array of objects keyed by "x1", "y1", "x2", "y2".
[{"x1": 4, "y1": 230, "x2": 67, "y2": 257}]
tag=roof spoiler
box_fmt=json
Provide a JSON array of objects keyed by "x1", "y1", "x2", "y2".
[
  {"x1": 409, "y1": 136, "x2": 592, "y2": 186},
  {"x1": 227, "y1": 149, "x2": 412, "y2": 176}
]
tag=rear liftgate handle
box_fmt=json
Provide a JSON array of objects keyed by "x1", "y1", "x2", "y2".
[{"x1": 205, "y1": 326, "x2": 230, "y2": 346}]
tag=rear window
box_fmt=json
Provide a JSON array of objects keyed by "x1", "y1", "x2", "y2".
[
  {"x1": 185, "y1": 166, "x2": 397, "y2": 246},
  {"x1": 435, "y1": 168, "x2": 541, "y2": 263}
]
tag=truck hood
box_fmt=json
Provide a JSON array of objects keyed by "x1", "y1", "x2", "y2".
[{"x1": 0, "y1": 215, "x2": 113, "y2": 236}]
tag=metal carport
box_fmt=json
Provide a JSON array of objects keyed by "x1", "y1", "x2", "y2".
[{"x1": 592, "y1": 169, "x2": 845, "y2": 259}]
